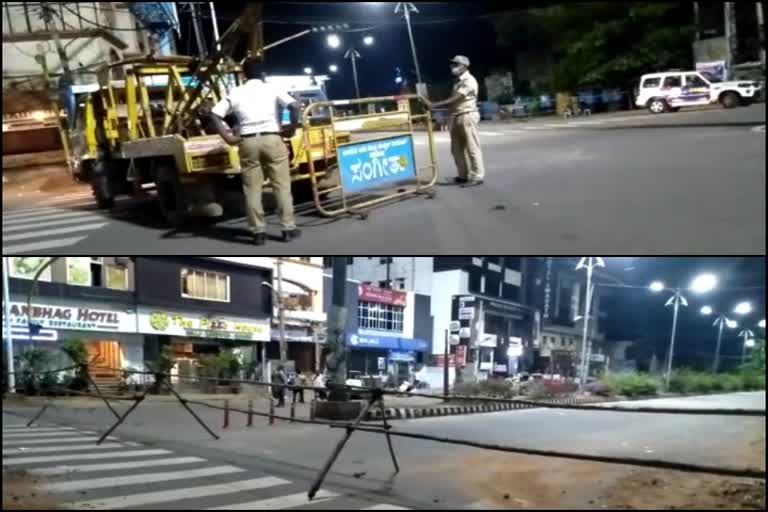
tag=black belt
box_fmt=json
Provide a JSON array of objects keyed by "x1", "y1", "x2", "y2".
[{"x1": 241, "y1": 132, "x2": 281, "y2": 138}]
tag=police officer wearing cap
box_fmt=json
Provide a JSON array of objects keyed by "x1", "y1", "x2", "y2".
[
  {"x1": 423, "y1": 55, "x2": 486, "y2": 187},
  {"x1": 207, "y1": 58, "x2": 301, "y2": 245}
]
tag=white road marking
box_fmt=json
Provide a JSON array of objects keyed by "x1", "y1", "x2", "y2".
[
  {"x1": 44, "y1": 465, "x2": 245, "y2": 492},
  {"x1": 4, "y1": 212, "x2": 102, "y2": 230},
  {"x1": 3, "y1": 431, "x2": 91, "y2": 438},
  {"x1": 2, "y1": 207, "x2": 65, "y2": 220},
  {"x1": 2, "y1": 442, "x2": 131, "y2": 454},
  {"x1": 3, "y1": 436, "x2": 118, "y2": 446},
  {"x1": 2, "y1": 449, "x2": 172, "y2": 465},
  {"x1": 69, "y1": 476, "x2": 291, "y2": 509},
  {"x1": 479, "y1": 131, "x2": 504, "y2": 136},
  {"x1": 751, "y1": 125, "x2": 765, "y2": 132},
  {"x1": 28, "y1": 456, "x2": 206, "y2": 476},
  {"x1": 3, "y1": 222, "x2": 107, "y2": 242},
  {"x1": 3, "y1": 426, "x2": 77, "y2": 432},
  {"x1": 362, "y1": 504, "x2": 412, "y2": 510},
  {"x1": 206, "y1": 490, "x2": 338, "y2": 510}
]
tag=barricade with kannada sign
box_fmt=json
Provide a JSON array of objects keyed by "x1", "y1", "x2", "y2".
[{"x1": 299, "y1": 94, "x2": 439, "y2": 218}]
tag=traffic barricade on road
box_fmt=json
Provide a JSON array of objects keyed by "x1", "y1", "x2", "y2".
[{"x1": 299, "y1": 94, "x2": 439, "y2": 219}]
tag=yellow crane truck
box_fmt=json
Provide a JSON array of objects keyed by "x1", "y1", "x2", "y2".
[{"x1": 67, "y1": 6, "x2": 347, "y2": 224}]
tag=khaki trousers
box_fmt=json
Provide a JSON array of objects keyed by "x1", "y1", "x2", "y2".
[
  {"x1": 449, "y1": 111, "x2": 486, "y2": 181},
  {"x1": 239, "y1": 134, "x2": 296, "y2": 233}
]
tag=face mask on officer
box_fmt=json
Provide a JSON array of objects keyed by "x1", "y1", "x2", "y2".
[{"x1": 451, "y1": 65, "x2": 465, "y2": 77}]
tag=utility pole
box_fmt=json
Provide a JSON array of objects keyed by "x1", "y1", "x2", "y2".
[
  {"x1": 3, "y1": 258, "x2": 16, "y2": 394},
  {"x1": 443, "y1": 329, "x2": 449, "y2": 396},
  {"x1": 712, "y1": 315, "x2": 728, "y2": 373},
  {"x1": 344, "y1": 48, "x2": 361, "y2": 99},
  {"x1": 693, "y1": 2, "x2": 701, "y2": 41},
  {"x1": 395, "y1": 2, "x2": 424, "y2": 95},
  {"x1": 739, "y1": 329, "x2": 755, "y2": 365},
  {"x1": 664, "y1": 290, "x2": 687, "y2": 388},
  {"x1": 575, "y1": 257, "x2": 604, "y2": 389},
  {"x1": 276, "y1": 258, "x2": 287, "y2": 363},
  {"x1": 385, "y1": 258, "x2": 392, "y2": 289},
  {"x1": 327, "y1": 257, "x2": 349, "y2": 401},
  {"x1": 190, "y1": 2, "x2": 207, "y2": 57},
  {"x1": 757, "y1": 2, "x2": 766, "y2": 74}
]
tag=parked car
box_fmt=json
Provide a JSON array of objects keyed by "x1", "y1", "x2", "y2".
[{"x1": 636, "y1": 70, "x2": 762, "y2": 114}]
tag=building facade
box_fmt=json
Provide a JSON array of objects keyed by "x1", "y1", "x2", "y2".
[{"x1": 322, "y1": 275, "x2": 432, "y2": 385}]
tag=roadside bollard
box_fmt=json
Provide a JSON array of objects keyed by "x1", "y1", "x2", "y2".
[
  {"x1": 310, "y1": 399, "x2": 316, "y2": 422},
  {"x1": 247, "y1": 399, "x2": 253, "y2": 427},
  {"x1": 223, "y1": 399, "x2": 230, "y2": 429},
  {"x1": 290, "y1": 402, "x2": 295, "y2": 423},
  {"x1": 269, "y1": 399, "x2": 275, "y2": 425}
]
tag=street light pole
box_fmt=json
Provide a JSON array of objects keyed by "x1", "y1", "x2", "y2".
[
  {"x1": 576, "y1": 257, "x2": 604, "y2": 389},
  {"x1": 395, "y1": 3, "x2": 423, "y2": 86},
  {"x1": 209, "y1": 2, "x2": 221, "y2": 52},
  {"x1": 739, "y1": 329, "x2": 755, "y2": 364},
  {"x1": 712, "y1": 315, "x2": 727, "y2": 373},
  {"x1": 276, "y1": 258, "x2": 287, "y2": 363},
  {"x1": 2, "y1": 257, "x2": 16, "y2": 394},
  {"x1": 664, "y1": 289, "x2": 687, "y2": 388},
  {"x1": 190, "y1": 2, "x2": 207, "y2": 57},
  {"x1": 344, "y1": 47, "x2": 361, "y2": 99}
]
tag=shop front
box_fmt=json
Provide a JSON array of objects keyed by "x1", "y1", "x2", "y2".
[
  {"x1": 137, "y1": 306, "x2": 270, "y2": 384},
  {"x1": 4, "y1": 299, "x2": 142, "y2": 380},
  {"x1": 347, "y1": 331, "x2": 429, "y2": 383}
]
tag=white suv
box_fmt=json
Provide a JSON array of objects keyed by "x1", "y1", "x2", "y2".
[{"x1": 636, "y1": 71, "x2": 762, "y2": 114}]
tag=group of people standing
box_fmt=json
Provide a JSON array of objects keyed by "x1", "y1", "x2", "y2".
[{"x1": 271, "y1": 366, "x2": 327, "y2": 407}]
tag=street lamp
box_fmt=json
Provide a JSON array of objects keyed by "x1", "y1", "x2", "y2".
[
  {"x1": 394, "y1": 2, "x2": 424, "y2": 93},
  {"x1": 575, "y1": 257, "x2": 605, "y2": 389},
  {"x1": 701, "y1": 305, "x2": 739, "y2": 372},
  {"x1": 650, "y1": 273, "x2": 717, "y2": 388},
  {"x1": 363, "y1": 35, "x2": 375, "y2": 46},
  {"x1": 739, "y1": 329, "x2": 755, "y2": 364},
  {"x1": 733, "y1": 301, "x2": 752, "y2": 315},
  {"x1": 759, "y1": 319, "x2": 766, "y2": 328},
  {"x1": 328, "y1": 64, "x2": 339, "y2": 73},
  {"x1": 303, "y1": 67, "x2": 313, "y2": 75},
  {"x1": 326, "y1": 33, "x2": 341, "y2": 49}
]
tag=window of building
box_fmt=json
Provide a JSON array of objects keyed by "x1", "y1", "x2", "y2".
[
  {"x1": 358, "y1": 301, "x2": 404, "y2": 332},
  {"x1": 395, "y1": 278, "x2": 406, "y2": 290},
  {"x1": 561, "y1": 338, "x2": 567, "y2": 347},
  {"x1": 105, "y1": 263, "x2": 129, "y2": 290},
  {"x1": 181, "y1": 268, "x2": 230, "y2": 302},
  {"x1": 379, "y1": 257, "x2": 393, "y2": 265},
  {"x1": 378, "y1": 280, "x2": 390, "y2": 289},
  {"x1": 66, "y1": 257, "x2": 103, "y2": 287}
]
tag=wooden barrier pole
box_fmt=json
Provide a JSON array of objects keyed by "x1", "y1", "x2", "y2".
[{"x1": 247, "y1": 399, "x2": 253, "y2": 427}]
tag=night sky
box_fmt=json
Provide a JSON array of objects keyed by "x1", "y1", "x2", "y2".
[{"x1": 179, "y1": 1, "x2": 518, "y2": 99}]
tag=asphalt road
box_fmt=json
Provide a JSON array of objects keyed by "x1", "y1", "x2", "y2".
[
  {"x1": 2, "y1": 104, "x2": 765, "y2": 255},
  {"x1": 3, "y1": 391, "x2": 765, "y2": 509}
]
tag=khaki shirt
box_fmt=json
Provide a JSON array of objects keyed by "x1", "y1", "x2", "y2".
[{"x1": 450, "y1": 71, "x2": 479, "y2": 116}]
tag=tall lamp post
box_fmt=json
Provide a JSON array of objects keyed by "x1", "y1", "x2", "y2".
[
  {"x1": 650, "y1": 273, "x2": 717, "y2": 388},
  {"x1": 395, "y1": 2, "x2": 424, "y2": 95},
  {"x1": 700, "y1": 305, "x2": 738, "y2": 373},
  {"x1": 575, "y1": 257, "x2": 604, "y2": 389},
  {"x1": 739, "y1": 329, "x2": 755, "y2": 364},
  {"x1": 2, "y1": 257, "x2": 15, "y2": 393}
]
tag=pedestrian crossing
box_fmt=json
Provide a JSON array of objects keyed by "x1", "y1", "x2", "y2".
[
  {"x1": 2, "y1": 422, "x2": 414, "y2": 510},
  {"x1": 2, "y1": 190, "x2": 112, "y2": 254}
]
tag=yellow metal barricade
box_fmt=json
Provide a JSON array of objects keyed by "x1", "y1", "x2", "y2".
[{"x1": 300, "y1": 94, "x2": 439, "y2": 218}]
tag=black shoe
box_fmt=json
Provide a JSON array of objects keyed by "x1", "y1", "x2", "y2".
[
  {"x1": 252, "y1": 233, "x2": 266, "y2": 246},
  {"x1": 462, "y1": 179, "x2": 484, "y2": 188},
  {"x1": 453, "y1": 176, "x2": 468, "y2": 184},
  {"x1": 282, "y1": 228, "x2": 302, "y2": 242}
]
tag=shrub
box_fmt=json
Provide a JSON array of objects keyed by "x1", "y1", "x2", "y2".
[
  {"x1": 602, "y1": 372, "x2": 661, "y2": 397},
  {"x1": 527, "y1": 379, "x2": 578, "y2": 399},
  {"x1": 453, "y1": 378, "x2": 516, "y2": 399},
  {"x1": 18, "y1": 348, "x2": 52, "y2": 395},
  {"x1": 61, "y1": 339, "x2": 88, "y2": 366}
]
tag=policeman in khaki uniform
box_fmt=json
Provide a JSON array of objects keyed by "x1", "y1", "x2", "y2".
[
  {"x1": 207, "y1": 58, "x2": 301, "y2": 245},
  {"x1": 424, "y1": 55, "x2": 486, "y2": 187}
]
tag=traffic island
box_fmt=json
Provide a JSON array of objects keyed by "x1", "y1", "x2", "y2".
[{"x1": 313, "y1": 400, "x2": 363, "y2": 421}]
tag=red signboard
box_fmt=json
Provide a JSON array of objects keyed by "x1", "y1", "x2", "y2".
[
  {"x1": 434, "y1": 354, "x2": 456, "y2": 367},
  {"x1": 358, "y1": 284, "x2": 407, "y2": 306},
  {"x1": 455, "y1": 345, "x2": 467, "y2": 366}
]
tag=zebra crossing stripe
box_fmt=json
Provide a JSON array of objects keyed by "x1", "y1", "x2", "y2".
[
  {"x1": 68, "y1": 476, "x2": 291, "y2": 509},
  {"x1": 2, "y1": 449, "x2": 173, "y2": 465},
  {"x1": 3, "y1": 236, "x2": 89, "y2": 254},
  {"x1": 44, "y1": 465, "x2": 245, "y2": 492},
  {"x1": 206, "y1": 489, "x2": 339, "y2": 510},
  {"x1": 27, "y1": 456, "x2": 206, "y2": 476}
]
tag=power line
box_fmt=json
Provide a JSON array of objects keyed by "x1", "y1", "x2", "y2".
[{"x1": 59, "y1": 4, "x2": 146, "y2": 33}]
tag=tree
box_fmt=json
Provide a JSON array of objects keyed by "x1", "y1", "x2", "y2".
[{"x1": 494, "y1": 3, "x2": 695, "y2": 92}]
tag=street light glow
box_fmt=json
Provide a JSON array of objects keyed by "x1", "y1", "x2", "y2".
[
  {"x1": 303, "y1": 67, "x2": 313, "y2": 75},
  {"x1": 689, "y1": 273, "x2": 717, "y2": 294},
  {"x1": 759, "y1": 319, "x2": 766, "y2": 328},
  {"x1": 726, "y1": 319, "x2": 738, "y2": 329},
  {"x1": 745, "y1": 338, "x2": 756, "y2": 348},
  {"x1": 363, "y1": 35, "x2": 375, "y2": 46},
  {"x1": 328, "y1": 64, "x2": 338, "y2": 73},
  {"x1": 649, "y1": 281, "x2": 665, "y2": 292},
  {"x1": 327, "y1": 34, "x2": 341, "y2": 49},
  {"x1": 733, "y1": 301, "x2": 752, "y2": 315},
  {"x1": 700, "y1": 305, "x2": 713, "y2": 316}
]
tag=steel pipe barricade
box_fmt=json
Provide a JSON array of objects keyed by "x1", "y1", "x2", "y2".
[{"x1": 300, "y1": 94, "x2": 439, "y2": 218}]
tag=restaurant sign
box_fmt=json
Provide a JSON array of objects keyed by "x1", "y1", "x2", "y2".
[
  {"x1": 138, "y1": 307, "x2": 269, "y2": 342},
  {"x1": 5, "y1": 301, "x2": 136, "y2": 333},
  {"x1": 358, "y1": 284, "x2": 407, "y2": 306}
]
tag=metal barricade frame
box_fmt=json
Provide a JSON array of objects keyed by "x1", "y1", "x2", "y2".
[{"x1": 300, "y1": 94, "x2": 439, "y2": 219}]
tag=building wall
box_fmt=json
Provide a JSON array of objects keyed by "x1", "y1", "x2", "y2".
[
  {"x1": 430, "y1": 269, "x2": 469, "y2": 356},
  {"x1": 347, "y1": 257, "x2": 433, "y2": 295},
  {"x1": 275, "y1": 258, "x2": 325, "y2": 314}
]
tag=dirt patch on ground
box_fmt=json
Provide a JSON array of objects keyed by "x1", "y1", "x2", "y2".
[{"x1": 2, "y1": 469, "x2": 59, "y2": 510}]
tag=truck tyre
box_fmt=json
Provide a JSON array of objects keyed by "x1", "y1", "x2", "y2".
[
  {"x1": 154, "y1": 163, "x2": 187, "y2": 226},
  {"x1": 720, "y1": 91, "x2": 741, "y2": 109},
  {"x1": 91, "y1": 158, "x2": 115, "y2": 209},
  {"x1": 647, "y1": 98, "x2": 668, "y2": 114}
]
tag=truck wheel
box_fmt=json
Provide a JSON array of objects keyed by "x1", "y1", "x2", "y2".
[
  {"x1": 647, "y1": 98, "x2": 668, "y2": 114},
  {"x1": 154, "y1": 163, "x2": 187, "y2": 226},
  {"x1": 720, "y1": 91, "x2": 741, "y2": 109},
  {"x1": 91, "y1": 159, "x2": 115, "y2": 209}
]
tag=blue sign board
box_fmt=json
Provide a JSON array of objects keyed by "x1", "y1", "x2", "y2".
[
  {"x1": 337, "y1": 134, "x2": 417, "y2": 193},
  {"x1": 388, "y1": 350, "x2": 416, "y2": 362},
  {"x1": 347, "y1": 332, "x2": 428, "y2": 352}
]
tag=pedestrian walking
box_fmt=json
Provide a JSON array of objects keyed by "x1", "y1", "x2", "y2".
[
  {"x1": 272, "y1": 365, "x2": 287, "y2": 407},
  {"x1": 291, "y1": 369, "x2": 308, "y2": 404},
  {"x1": 207, "y1": 57, "x2": 302, "y2": 245},
  {"x1": 312, "y1": 371, "x2": 327, "y2": 400},
  {"x1": 423, "y1": 55, "x2": 486, "y2": 187}
]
